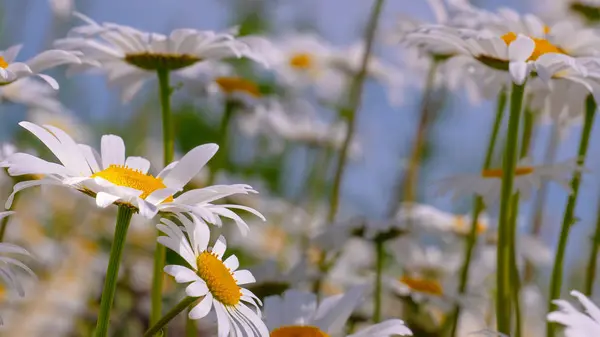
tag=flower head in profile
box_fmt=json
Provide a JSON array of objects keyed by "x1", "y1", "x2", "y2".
[
  {"x1": 0, "y1": 44, "x2": 81, "y2": 89},
  {"x1": 159, "y1": 215, "x2": 267, "y2": 337},
  {"x1": 547, "y1": 290, "x2": 600, "y2": 336},
  {"x1": 55, "y1": 13, "x2": 269, "y2": 101},
  {"x1": 394, "y1": 203, "x2": 489, "y2": 236},
  {"x1": 0, "y1": 78, "x2": 65, "y2": 114},
  {"x1": 437, "y1": 158, "x2": 579, "y2": 206},
  {"x1": 403, "y1": 7, "x2": 600, "y2": 89},
  {"x1": 1, "y1": 122, "x2": 264, "y2": 233},
  {"x1": 264, "y1": 287, "x2": 412, "y2": 337}
]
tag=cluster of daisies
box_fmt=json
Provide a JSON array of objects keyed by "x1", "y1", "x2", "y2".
[{"x1": 3, "y1": 0, "x2": 600, "y2": 336}]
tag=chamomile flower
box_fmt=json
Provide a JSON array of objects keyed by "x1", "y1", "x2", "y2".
[
  {"x1": 55, "y1": 12, "x2": 269, "y2": 102},
  {"x1": 1, "y1": 122, "x2": 264, "y2": 232},
  {"x1": 158, "y1": 215, "x2": 268, "y2": 337},
  {"x1": 177, "y1": 61, "x2": 264, "y2": 107},
  {"x1": 394, "y1": 203, "x2": 489, "y2": 236},
  {"x1": 547, "y1": 290, "x2": 600, "y2": 336},
  {"x1": 0, "y1": 78, "x2": 65, "y2": 114},
  {"x1": 437, "y1": 157, "x2": 579, "y2": 206},
  {"x1": 0, "y1": 44, "x2": 81, "y2": 89},
  {"x1": 403, "y1": 8, "x2": 600, "y2": 88},
  {"x1": 264, "y1": 287, "x2": 413, "y2": 337}
]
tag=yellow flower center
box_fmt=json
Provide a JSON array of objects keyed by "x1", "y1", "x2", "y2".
[
  {"x1": 501, "y1": 32, "x2": 564, "y2": 61},
  {"x1": 399, "y1": 275, "x2": 443, "y2": 296},
  {"x1": 289, "y1": 53, "x2": 314, "y2": 70},
  {"x1": 196, "y1": 251, "x2": 241, "y2": 306},
  {"x1": 90, "y1": 164, "x2": 173, "y2": 201},
  {"x1": 453, "y1": 216, "x2": 487, "y2": 235},
  {"x1": 0, "y1": 56, "x2": 8, "y2": 69},
  {"x1": 271, "y1": 326, "x2": 330, "y2": 337},
  {"x1": 262, "y1": 226, "x2": 287, "y2": 254},
  {"x1": 481, "y1": 166, "x2": 534, "y2": 178},
  {"x1": 124, "y1": 52, "x2": 201, "y2": 71},
  {"x1": 214, "y1": 76, "x2": 261, "y2": 98}
]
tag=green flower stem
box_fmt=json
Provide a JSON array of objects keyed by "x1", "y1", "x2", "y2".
[
  {"x1": 0, "y1": 182, "x2": 19, "y2": 242},
  {"x1": 326, "y1": 0, "x2": 385, "y2": 225},
  {"x1": 373, "y1": 239, "x2": 385, "y2": 323},
  {"x1": 585, "y1": 196, "x2": 600, "y2": 296},
  {"x1": 507, "y1": 107, "x2": 533, "y2": 337},
  {"x1": 94, "y1": 206, "x2": 134, "y2": 337},
  {"x1": 144, "y1": 296, "x2": 198, "y2": 337},
  {"x1": 548, "y1": 95, "x2": 596, "y2": 337},
  {"x1": 312, "y1": 0, "x2": 385, "y2": 296},
  {"x1": 525, "y1": 124, "x2": 560, "y2": 283},
  {"x1": 496, "y1": 82, "x2": 526, "y2": 335},
  {"x1": 396, "y1": 60, "x2": 439, "y2": 207},
  {"x1": 151, "y1": 68, "x2": 174, "y2": 326},
  {"x1": 207, "y1": 99, "x2": 236, "y2": 185},
  {"x1": 447, "y1": 89, "x2": 507, "y2": 337}
]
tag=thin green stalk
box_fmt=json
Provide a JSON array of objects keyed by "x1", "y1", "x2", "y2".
[
  {"x1": 94, "y1": 206, "x2": 134, "y2": 337},
  {"x1": 447, "y1": 89, "x2": 506, "y2": 337},
  {"x1": 496, "y1": 82, "x2": 526, "y2": 335},
  {"x1": 584, "y1": 195, "x2": 600, "y2": 296},
  {"x1": 508, "y1": 107, "x2": 534, "y2": 337},
  {"x1": 373, "y1": 239, "x2": 385, "y2": 323},
  {"x1": 144, "y1": 297, "x2": 198, "y2": 337},
  {"x1": 151, "y1": 68, "x2": 174, "y2": 326},
  {"x1": 548, "y1": 95, "x2": 596, "y2": 337},
  {"x1": 208, "y1": 99, "x2": 236, "y2": 185},
  {"x1": 312, "y1": 0, "x2": 385, "y2": 296},
  {"x1": 525, "y1": 123, "x2": 560, "y2": 283},
  {"x1": 326, "y1": 0, "x2": 385, "y2": 224},
  {"x1": 0, "y1": 186, "x2": 18, "y2": 242}
]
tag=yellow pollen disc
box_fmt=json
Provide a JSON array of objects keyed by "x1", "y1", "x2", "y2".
[
  {"x1": 501, "y1": 32, "x2": 565, "y2": 61},
  {"x1": 453, "y1": 216, "x2": 487, "y2": 234},
  {"x1": 0, "y1": 56, "x2": 8, "y2": 69},
  {"x1": 270, "y1": 326, "x2": 330, "y2": 337},
  {"x1": 543, "y1": 25, "x2": 551, "y2": 34},
  {"x1": 262, "y1": 226, "x2": 287, "y2": 254},
  {"x1": 481, "y1": 166, "x2": 534, "y2": 178},
  {"x1": 399, "y1": 275, "x2": 443, "y2": 296},
  {"x1": 196, "y1": 251, "x2": 241, "y2": 306},
  {"x1": 90, "y1": 164, "x2": 173, "y2": 201},
  {"x1": 214, "y1": 76, "x2": 262, "y2": 98},
  {"x1": 289, "y1": 53, "x2": 314, "y2": 70}
]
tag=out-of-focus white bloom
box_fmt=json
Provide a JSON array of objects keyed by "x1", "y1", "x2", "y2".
[
  {"x1": 48, "y1": 0, "x2": 74, "y2": 19},
  {"x1": 264, "y1": 287, "x2": 413, "y2": 337},
  {"x1": 177, "y1": 61, "x2": 264, "y2": 107},
  {"x1": 159, "y1": 216, "x2": 268, "y2": 337},
  {"x1": 438, "y1": 158, "x2": 578, "y2": 206},
  {"x1": 27, "y1": 109, "x2": 91, "y2": 143},
  {"x1": 536, "y1": 0, "x2": 600, "y2": 27},
  {"x1": 269, "y1": 34, "x2": 404, "y2": 106},
  {"x1": 548, "y1": 290, "x2": 600, "y2": 336},
  {"x1": 55, "y1": 13, "x2": 269, "y2": 102},
  {"x1": 238, "y1": 99, "x2": 362, "y2": 157},
  {"x1": 1, "y1": 122, "x2": 264, "y2": 232},
  {"x1": 394, "y1": 202, "x2": 489, "y2": 235},
  {"x1": 0, "y1": 44, "x2": 80, "y2": 89},
  {"x1": 0, "y1": 79, "x2": 65, "y2": 114}
]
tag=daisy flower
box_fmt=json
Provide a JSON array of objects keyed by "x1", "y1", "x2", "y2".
[
  {"x1": 158, "y1": 215, "x2": 268, "y2": 337},
  {"x1": 0, "y1": 212, "x2": 36, "y2": 320},
  {"x1": 0, "y1": 122, "x2": 264, "y2": 233},
  {"x1": 54, "y1": 13, "x2": 268, "y2": 102},
  {"x1": 394, "y1": 203, "x2": 489, "y2": 236},
  {"x1": 547, "y1": 290, "x2": 600, "y2": 336},
  {"x1": 177, "y1": 61, "x2": 264, "y2": 107},
  {"x1": 0, "y1": 44, "x2": 81, "y2": 89},
  {"x1": 0, "y1": 78, "x2": 65, "y2": 114},
  {"x1": 437, "y1": 157, "x2": 579, "y2": 206},
  {"x1": 264, "y1": 287, "x2": 412, "y2": 337},
  {"x1": 403, "y1": 7, "x2": 600, "y2": 89}
]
